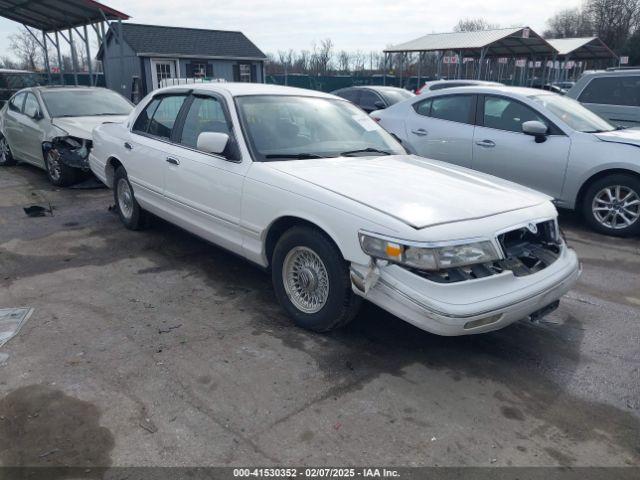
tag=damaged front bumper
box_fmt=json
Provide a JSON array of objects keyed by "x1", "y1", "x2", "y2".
[
  {"x1": 43, "y1": 137, "x2": 92, "y2": 170},
  {"x1": 350, "y1": 246, "x2": 580, "y2": 336}
]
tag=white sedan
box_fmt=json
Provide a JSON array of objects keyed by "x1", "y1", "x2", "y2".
[
  {"x1": 371, "y1": 85, "x2": 640, "y2": 237},
  {"x1": 89, "y1": 83, "x2": 579, "y2": 336}
]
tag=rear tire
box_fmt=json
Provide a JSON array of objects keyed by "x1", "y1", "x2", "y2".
[
  {"x1": 113, "y1": 166, "x2": 146, "y2": 230},
  {"x1": 44, "y1": 149, "x2": 79, "y2": 187},
  {"x1": 0, "y1": 134, "x2": 16, "y2": 166},
  {"x1": 581, "y1": 173, "x2": 640, "y2": 237},
  {"x1": 271, "y1": 226, "x2": 361, "y2": 332}
]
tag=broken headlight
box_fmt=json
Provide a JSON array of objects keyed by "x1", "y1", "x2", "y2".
[{"x1": 358, "y1": 232, "x2": 502, "y2": 271}]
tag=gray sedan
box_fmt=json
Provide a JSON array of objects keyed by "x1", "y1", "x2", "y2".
[
  {"x1": 0, "y1": 86, "x2": 132, "y2": 186},
  {"x1": 373, "y1": 85, "x2": 640, "y2": 236}
]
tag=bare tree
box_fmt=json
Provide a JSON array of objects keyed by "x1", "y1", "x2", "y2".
[
  {"x1": 0, "y1": 56, "x2": 20, "y2": 69},
  {"x1": 587, "y1": 0, "x2": 640, "y2": 50},
  {"x1": 337, "y1": 50, "x2": 351, "y2": 74},
  {"x1": 9, "y1": 27, "x2": 42, "y2": 70},
  {"x1": 543, "y1": 7, "x2": 593, "y2": 38},
  {"x1": 453, "y1": 18, "x2": 499, "y2": 32},
  {"x1": 310, "y1": 38, "x2": 333, "y2": 75}
]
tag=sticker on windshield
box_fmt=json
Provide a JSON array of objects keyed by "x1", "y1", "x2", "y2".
[{"x1": 352, "y1": 114, "x2": 377, "y2": 131}]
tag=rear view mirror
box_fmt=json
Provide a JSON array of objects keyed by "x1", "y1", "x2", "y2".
[
  {"x1": 522, "y1": 120, "x2": 548, "y2": 143},
  {"x1": 197, "y1": 132, "x2": 229, "y2": 155}
]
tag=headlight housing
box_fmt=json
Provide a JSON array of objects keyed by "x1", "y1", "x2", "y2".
[{"x1": 358, "y1": 232, "x2": 502, "y2": 271}]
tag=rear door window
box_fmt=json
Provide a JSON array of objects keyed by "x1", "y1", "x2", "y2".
[
  {"x1": 133, "y1": 95, "x2": 188, "y2": 140},
  {"x1": 9, "y1": 92, "x2": 26, "y2": 113},
  {"x1": 335, "y1": 89, "x2": 360, "y2": 103},
  {"x1": 578, "y1": 76, "x2": 640, "y2": 107},
  {"x1": 429, "y1": 95, "x2": 475, "y2": 124}
]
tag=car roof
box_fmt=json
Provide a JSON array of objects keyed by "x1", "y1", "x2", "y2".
[
  {"x1": 421, "y1": 85, "x2": 544, "y2": 98},
  {"x1": 157, "y1": 82, "x2": 338, "y2": 99},
  {"x1": 32, "y1": 86, "x2": 111, "y2": 93},
  {"x1": 0, "y1": 68, "x2": 36, "y2": 74},
  {"x1": 580, "y1": 68, "x2": 640, "y2": 77}
]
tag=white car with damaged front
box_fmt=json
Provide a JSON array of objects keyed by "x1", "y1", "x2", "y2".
[{"x1": 89, "y1": 83, "x2": 580, "y2": 336}]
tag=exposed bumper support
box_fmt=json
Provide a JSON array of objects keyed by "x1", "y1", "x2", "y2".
[{"x1": 351, "y1": 247, "x2": 581, "y2": 336}]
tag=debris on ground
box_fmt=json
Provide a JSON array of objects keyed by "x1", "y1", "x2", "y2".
[
  {"x1": 139, "y1": 418, "x2": 158, "y2": 434},
  {"x1": 38, "y1": 448, "x2": 60, "y2": 458},
  {"x1": 107, "y1": 205, "x2": 117, "y2": 213},
  {"x1": 158, "y1": 324, "x2": 182, "y2": 334},
  {"x1": 0, "y1": 308, "x2": 34, "y2": 348},
  {"x1": 23, "y1": 205, "x2": 52, "y2": 217}
]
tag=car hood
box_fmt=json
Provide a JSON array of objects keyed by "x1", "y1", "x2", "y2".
[
  {"x1": 51, "y1": 115, "x2": 128, "y2": 139},
  {"x1": 594, "y1": 128, "x2": 640, "y2": 147},
  {"x1": 267, "y1": 155, "x2": 550, "y2": 229}
]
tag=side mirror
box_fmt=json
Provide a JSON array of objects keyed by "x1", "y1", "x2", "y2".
[
  {"x1": 373, "y1": 100, "x2": 386, "y2": 109},
  {"x1": 33, "y1": 110, "x2": 44, "y2": 120},
  {"x1": 522, "y1": 120, "x2": 548, "y2": 143},
  {"x1": 197, "y1": 132, "x2": 229, "y2": 154}
]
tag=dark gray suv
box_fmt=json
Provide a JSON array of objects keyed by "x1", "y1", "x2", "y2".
[{"x1": 567, "y1": 68, "x2": 640, "y2": 128}]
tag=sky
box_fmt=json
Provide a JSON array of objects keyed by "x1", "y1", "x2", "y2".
[{"x1": 0, "y1": 0, "x2": 584, "y2": 60}]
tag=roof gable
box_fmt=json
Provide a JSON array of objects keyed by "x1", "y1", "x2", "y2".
[{"x1": 99, "y1": 23, "x2": 266, "y2": 60}]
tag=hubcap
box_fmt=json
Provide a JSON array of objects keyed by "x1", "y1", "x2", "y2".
[
  {"x1": 46, "y1": 151, "x2": 61, "y2": 181},
  {"x1": 282, "y1": 246, "x2": 330, "y2": 314},
  {"x1": 117, "y1": 178, "x2": 134, "y2": 220},
  {"x1": 592, "y1": 185, "x2": 640, "y2": 230}
]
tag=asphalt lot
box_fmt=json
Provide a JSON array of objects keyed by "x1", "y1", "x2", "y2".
[{"x1": 0, "y1": 163, "x2": 639, "y2": 469}]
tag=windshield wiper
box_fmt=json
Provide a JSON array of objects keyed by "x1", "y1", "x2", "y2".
[
  {"x1": 264, "y1": 153, "x2": 327, "y2": 160},
  {"x1": 340, "y1": 148, "x2": 391, "y2": 156}
]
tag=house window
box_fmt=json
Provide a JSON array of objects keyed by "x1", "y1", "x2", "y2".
[
  {"x1": 239, "y1": 63, "x2": 251, "y2": 82},
  {"x1": 192, "y1": 62, "x2": 207, "y2": 78}
]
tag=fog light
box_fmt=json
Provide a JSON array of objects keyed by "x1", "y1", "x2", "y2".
[{"x1": 464, "y1": 314, "x2": 502, "y2": 330}]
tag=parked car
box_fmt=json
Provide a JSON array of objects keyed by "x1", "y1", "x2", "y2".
[
  {"x1": 372, "y1": 85, "x2": 640, "y2": 236},
  {"x1": 416, "y1": 79, "x2": 502, "y2": 94},
  {"x1": 0, "y1": 86, "x2": 133, "y2": 186},
  {"x1": 331, "y1": 86, "x2": 414, "y2": 113},
  {"x1": 0, "y1": 69, "x2": 40, "y2": 107},
  {"x1": 89, "y1": 83, "x2": 579, "y2": 336},
  {"x1": 567, "y1": 68, "x2": 640, "y2": 127}
]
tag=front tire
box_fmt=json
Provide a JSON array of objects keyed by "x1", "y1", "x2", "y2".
[
  {"x1": 582, "y1": 173, "x2": 640, "y2": 237},
  {"x1": 114, "y1": 166, "x2": 146, "y2": 230},
  {"x1": 271, "y1": 226, "x2": 361, "y2": 332},
  {"x1": 0, "y1": 134, "x2": 16, "y2": 166},
  {"x1": 44, "y1": 149, "x2": 78, "y2": 187}
]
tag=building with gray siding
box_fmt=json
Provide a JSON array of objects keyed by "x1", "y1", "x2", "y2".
[{"x1": 97, "y1": 23, "x2": 267, "y2": 101}]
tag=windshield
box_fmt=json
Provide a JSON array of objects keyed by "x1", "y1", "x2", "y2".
[
  {"x1": 380, "y1": 89, "x2": 414, "y2": 105},
  {"x1": 530, "y1": 94, "x2": 614, "y2": 133},
  {"x1": 41, "y1": 89, "x2": 133, "y2": 117},
  {"x1": 236, "y1": 95, "x2": 406, "y2": 161}
]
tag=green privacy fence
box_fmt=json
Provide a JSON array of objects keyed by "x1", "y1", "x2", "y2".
[{"x1": 266, "y1": 74, "x2": 423, "y2": 92}]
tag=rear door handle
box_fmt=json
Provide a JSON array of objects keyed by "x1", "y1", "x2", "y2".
[
  {"x1": 166, "y1": 156, "x2": 180, "y2": 165},
  {"x1": 124, "y1": 142, "x2": 133, "y2": 150},
  {"x1": 475, "y1": 139, "x2": 496, "y2": 148},
  {"x1": 411, "y1": 128, "x2": 428, "y2": 136}
]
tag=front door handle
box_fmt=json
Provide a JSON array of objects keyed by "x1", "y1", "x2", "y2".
[
  {"x1": 124, "y1": 142, "x2": 133, "y2": 150},
  {"x1": 166, "y1": 156, "x2": 180, "y2": 165},
  {"x1": 475, "y1": 139, "x2": 496, "y2": 148},
  {"x1": 411, "y1": 128, "x2": 428, "y2": 136}
]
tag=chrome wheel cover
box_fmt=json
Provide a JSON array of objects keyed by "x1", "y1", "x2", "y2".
[
  {"x1": 46, "y1": 151, "x2": 62, "y2": 181},
  {"x1": 282, "y1": 246, "x2": 330, "y2": 314},
  {"x1": 592, "y1": 185, "x2": 640, "y2": 230},
  {"x1": 117, "y1": 177, "x2": 134, "y2": 220},
  {"x1": 0, "y1": 137, "x2": 10, "y2": 162}
]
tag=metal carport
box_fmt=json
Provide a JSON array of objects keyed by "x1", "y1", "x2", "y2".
[
  {"x1": 546, "y1": 37, "x2": 618, "y2": 80},
  {"x1": 0, "y1": 0, "x2": 129, "y2": 86},
  {"x1": 383, "y1": 27, "x2": 558, "y2": 86}
]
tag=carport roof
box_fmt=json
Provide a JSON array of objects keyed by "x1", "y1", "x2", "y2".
[
  {"x1": 546, "y1": 37, "x2": 618, "y2": 59},
  {"x1": 384, "y1": 27, "x2": 557, "y2": 57},
  {"x1": 0, "y1": 0, "x2": 129, "y2": 32}
]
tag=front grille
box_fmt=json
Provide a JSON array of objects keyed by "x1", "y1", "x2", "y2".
[{"x1": 411, "y1": 220, "x2": 562, "y2": 284}]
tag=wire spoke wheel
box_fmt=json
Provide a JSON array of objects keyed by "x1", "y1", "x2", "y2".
[
  {"x1": 46, "y1": 151, "x2": 62, "y2": 182},
  {"x1": 117, "y1": 177, "x2": 134, "y2": 221},
  {"x1": 282, "y1": 246, "x2": 330, "y2": 314},
  {"x1": 592, "y1": 185, "x2": 640, "y2": 230}
]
